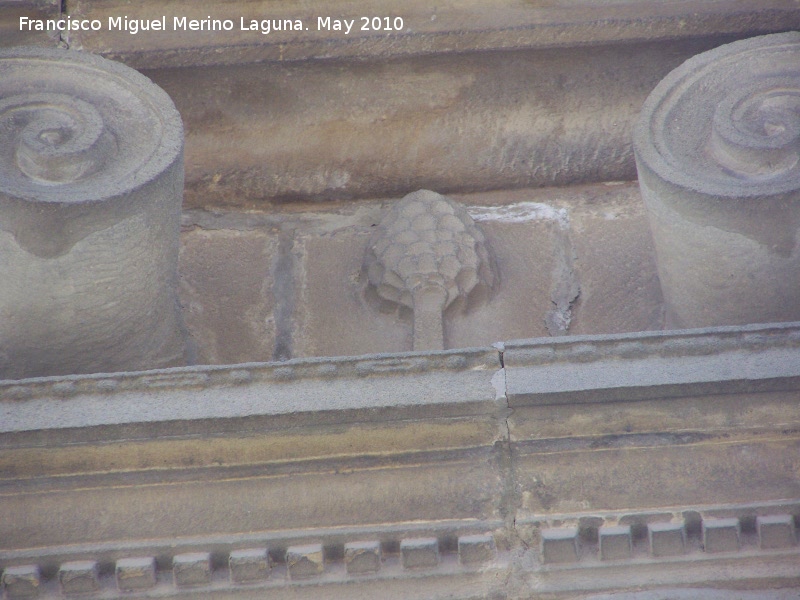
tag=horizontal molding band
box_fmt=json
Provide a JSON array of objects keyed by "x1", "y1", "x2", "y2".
[
  {"x1": 57, "y1": 1, "x2": 800, "y2": 68},
  {"x1": 2, "y1": 323, "x2": 800, "y2": 436}
]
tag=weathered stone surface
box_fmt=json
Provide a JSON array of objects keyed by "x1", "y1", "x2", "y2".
[
  {"x1": 582, "y1": 590, "x2": 800, "y2": 600},
  {"x1": 364, "y1": 190, "x2": 494, "y2": 351},
  {"x1": 344, "y1": 541, "x2": 382, "y2": 575},
  {"x1": 634, "y1": 32, "x2": 800, "y2": 328},
  {"x1": 58, "y1": 561, "x2": 99, "y2": 595},
  {"x1": 0, "y1": 1, "x2": 59, "y2": 49},
  {"x1": 567, "y1": 184, "x2": 664, "y2": 334},
  {"x1": 457, "y1": 533, "x2": 496, "y2": 565},
  {"x1": 757, "y1": 514, "x2": 797, "y2": 549},
  {"x1": 648, "y1": 522, "x2": 685, "y2": 557},
  {"x1": 146, "y1": 39, "x2": 723, "y2": 208},
  {"x1": 504, "y1": 324, "x2": 800, "y2": 406},
  {"x1": 286, "y1": 544, "x2": 325, "y2": 579},
  {"x1": 702, "y1": 518, "x2": 740, "y2": 553},
  {"x1": 0, "y1": 47, "x2": 187, "y2": 379},
  {"x1": 453, "y1": 194, "x2": 557, "y2": 345},
  {"x1": 173, "y1": 180, "x2": 800, "y2": 362},
  {"x1": 599, "y1": 525, "x2": 632, "y2": 561},
  {"x1": 66, "y1": 0, "x2": 800, "y2": 68},
  {"x1": 115, "y1": 557, "x2": 156, "y2": 591},
  {"x1": 173, "y1": 552, "x2": 212, "y2": 587},
  {"x1": 178, "y1": 229, "x2": 278, "y2": 364},
  {"x1": 400, "y1": 538, "x2": 440, "y2": 569},
  {"x1": 1, "y1": 325, "x2": 798, "y2": 596},
  {"x1": 296, "y1": 223, "x2": 412, "y2": 357},
  {"x1": 513, "y1": 433, "x2": 800, "y2": 516},
  {"x1": 1, "y1": 565, "x2": 40, "y2": 599},
  {"x1": 540, "y1": 528, "x2": 579, "y2": 564},
  {"x1": 229, "y1": 548, "x2": 270, "y2": 583}
]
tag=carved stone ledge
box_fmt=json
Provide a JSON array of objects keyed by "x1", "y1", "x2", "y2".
[
  {"x1": 634, "y1": 32, "x2": 800, "y2": 329},
  {"x1": 503, "y1": 322, "x2": 800, "y2": 406},
  {"x1": 522, "y1": 507, "x2": 800, "y2": 566},
  {"x1": 1, "y1": 325, "x2": 798, "y2": 597},
  {"x1": 0, "y1": 47, "x2": 188, "y2": 379},
  {"x1": 61, "y1": 0, "x2": 800, "y2": 69}
]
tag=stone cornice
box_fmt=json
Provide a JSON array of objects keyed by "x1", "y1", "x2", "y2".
[
  {"x1": 3, "y1": 323, "x2": 799, "y2": 436},
  {"x1": 504, "y1": 322, "x2": 800, "y2": 406},
  {"x1": 2, "y1": 324, "x2": 799, "y2": 597},
  {"x1": 0, "y1": 347, "x2": 503, "y2": 436},
  {"x1": 18, "y1": 0, "x2": 800, "y2": 68}
]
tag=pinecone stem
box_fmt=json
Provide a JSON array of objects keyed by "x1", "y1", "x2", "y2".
[{"x1": 411, "y1": 284, "x2": 447, "y2": 352}]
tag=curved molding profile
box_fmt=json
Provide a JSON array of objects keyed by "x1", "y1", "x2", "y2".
[
  {"x1": 0, "y1": 47, "x2": 188, "y2": 378},
  {"x1": 633, "y1": 32, "x2": 800, "y2": 329}
]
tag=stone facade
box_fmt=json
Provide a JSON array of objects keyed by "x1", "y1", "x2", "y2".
[
  {"x1": 1, "y1": 1, "x2": 800, "y2": 598},
  {"x1": 0, "y1": 324, "x2": 799, "y2": 598}
]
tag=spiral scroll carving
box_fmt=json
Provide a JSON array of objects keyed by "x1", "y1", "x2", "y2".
[
  {"x1": 711, "y1": 85, "x2": 800, "y2": 179},
  {"x1": 0, "y1": 93, "x2": 113, "y2": 184},
  {"x1": 0, "y1": 48, "x2": 187, "y2": 378},
  {"x1": 0, "y1": 48, "x2": 180, "y2": 205},
  {"x1": 635, "y1": 32, "x2": 800, "y2": 196},
  {"x1": 633, "y1": 32, "x2": 800, "y2": 329}
]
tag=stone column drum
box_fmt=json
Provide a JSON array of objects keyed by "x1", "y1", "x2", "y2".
[
  {"x1": 0, "y1": 48, "x2": 188, "y2": 378},
  {"x1": 633, "y1": 32, "x2": 800, "y2": 329}
]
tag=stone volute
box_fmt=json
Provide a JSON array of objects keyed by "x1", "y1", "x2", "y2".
[
  {"x1": 633, "y1": 32, "x2": 800, "y2": 329},
  {"x1": 364, "y1": 190, "x2": 494, "y2": 351},
  {"x1": 0, "y1": 48, "x2": 189, "y2": 378}
]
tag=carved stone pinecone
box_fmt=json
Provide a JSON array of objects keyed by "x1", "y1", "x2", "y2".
[{"x1": 364, "y1": 189, "x2": 494, "y2": 310}]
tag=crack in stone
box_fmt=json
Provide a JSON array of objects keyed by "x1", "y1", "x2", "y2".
[
  {"x1": 545, "y1": 214, "x2": 581, "y2": 336},
  {"x1": 492, "y1": 345, "x2": 529, "y2": 594}
]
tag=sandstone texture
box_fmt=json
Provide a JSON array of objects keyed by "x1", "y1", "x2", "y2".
[
  {"x1": 179, "y1": 182, "x2": 664, "y2": 362},
  {"x1": 634, "y1": 32, "x2": 800, "y2": 328},
  {"x1": 0, "y1": 47, "x2": 188, "y2": 378}
]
